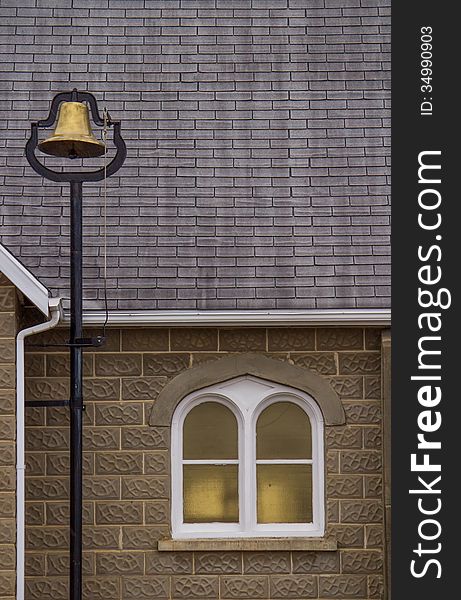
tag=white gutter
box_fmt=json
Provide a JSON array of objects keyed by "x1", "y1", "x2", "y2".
[
  {"x1": 0, "y1": 244, "x2": 50, "y2": 317},
  {"x1": 16, "y1": 297, "x2": 62, "y2": 600},
  {"x1": 75, "y1": 308, "x2": 391, "y2": 327}
]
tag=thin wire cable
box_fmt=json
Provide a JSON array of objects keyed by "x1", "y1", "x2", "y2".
[{"x1": 102, "y1": 108, "x2": 109, "y2": 337}]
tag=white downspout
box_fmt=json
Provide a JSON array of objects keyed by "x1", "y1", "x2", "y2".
[{"x1": 16, "y1": 297, "x2": 63, "y2": 600}]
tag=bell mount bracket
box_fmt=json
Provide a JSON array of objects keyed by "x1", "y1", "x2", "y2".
[{"x1": 25, "y1": 88, "x2": 126, "y2": 183}]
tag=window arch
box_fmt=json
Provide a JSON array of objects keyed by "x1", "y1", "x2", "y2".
[{"x1": 171, "y1": 376, "x2": 324, "y2": 539}]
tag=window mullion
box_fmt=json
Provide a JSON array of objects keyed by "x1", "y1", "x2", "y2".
[{"x1": 242, "y1": 410, "x2": 253, "y2": 533}]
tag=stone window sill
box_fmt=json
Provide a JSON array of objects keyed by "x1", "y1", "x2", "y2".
[{"x1": 158, "y1": 537, "x2": 337, "y2": 552}]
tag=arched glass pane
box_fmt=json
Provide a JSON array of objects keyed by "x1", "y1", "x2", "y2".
[
  {"x1": 183, "y1": 401, "x2": 238, "y2": 459},
  {"x1": 257, "y1": 464, "x2": 312, "y2": 523},
  {"x1": 256, "y1": 402, "x2": 311, "y2": 459},
  {"x1": 183, "y1": 464, "x2": 239, "y2": 523}
]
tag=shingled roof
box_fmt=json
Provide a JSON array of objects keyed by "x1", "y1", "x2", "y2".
[{"x1": 0, "y1": 1, "x2": 390, "y2": 312}]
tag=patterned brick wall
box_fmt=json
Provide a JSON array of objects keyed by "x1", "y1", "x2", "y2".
[
  {"x1": 24, "y1": 326, "x2": 387, "y2": 599},
  {"x1": 0, "y1": 274, "x2": 18, "y2": 600},
  {"x1": 0, "y1": 0, "x2": 391, "y2": 310}
]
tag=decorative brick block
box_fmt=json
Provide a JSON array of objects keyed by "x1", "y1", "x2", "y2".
[
  {"x1": 82, "y1": 526, "x2": 120, "y2": 550},
  {"x1": 0, "y1": 313, "x2": 15, "y2": 338},
  {"x1": 0, "y1": 521, "x2": 15, "y2": 544},
  {"x1": 25, "y1": 354, "x2": 45, "y2": 377},
  {"x1": 291, "y1": 353, "x2": 337, "y2": 375},
  {"x1": 24, "y1": 553, "x2": 45, "y2": 576},
  {"x1": 145, "y1": 551, "x2": 193, "y2": 575},
  {"x1": 328, "y1": 376, "x2": 363, "y2": 399},
  {"x1": 84, "y1": 378, "x2": 120, "y2": 401},
  {"x1": 0, "y1": 546, "x2": 15, "y2": 570},
  {"x1": 95, "y1": 452, "x2": 143, "y2": 475},
  {"x1": 83, "y1": 477, "x2": 120, "y2": 500},
  {"x1": 122, "y1": 476, "x2": 168, "y2": 499},
  {"x1": 327, "y1": 450, "x2": 339, "y2": 473},
  {"x1": 365, "y1": 329, "x2": 382, "y2": 350},
  {"x1": 95, "y1": 403, "x2": 143, "y2": 426},
  {"x1": 122, "y1": 376, "x2": 168, "y2": 400},
  {"x1": 344, "y1": 401, "x2": 381, "y2": 424},
  {"x1": 327, "y1": 475, "x2": 363, "y2": 498},
  {"x1": 96, "y1": 502, "x2": 143, "y2": 525},
  {"x1": 171, "y1": 328, "x2": 218, "y2": 351},
  {"x1": 172, "y1": 575, "x2": 219, "y2": 599},
  {"x1": 195, "y1": 552, "x2": 241, "y2": 574},
  {"x1": 84, "y1": 427, "x2": 119, "y2": 450},
  {"x1": 26, "y1": 477, "x2": 68, "y2": 500},
  {"x1": 46, "y1": 553, "x2": 94, "y2": 575},
  {"x1": 143, "y1": 352, "x2": 191, "y2": 377},
  {"x1": 96, "y1": 552, "x2": 144, "y2": 575},
  {"x1": 270, "y1": 575, "x2": 317, "y2": 598},
  {"x1": 46, "y1": 503, "x2": 92, "y2": 526},
  {"x1": 0, "y1": 390, "x2": 14, "y2": 414},
  {"x1": 46, "y1": 452, "x2": 92, "y2": 475},
  {"x1": 292, "y1": 551, "x2": 340, "y2": 574},
  {"x1": 339, "y1": 352, "x2": 381, "y2": 375},
  {"x1": 0, "y1": 287, "x2": 15, "y2": 311},
  {"x1": 365, "y1": 376, "x2": 381, "y2": 399},
  {"x1": 341, "y1": 500, "x2": 383, "y2": 524},
  {"x1": 144, "y1": 501, "x2": 169, "y2": 524},
  {"x1": 341, "y1": 550, "x2": 383, "y2": 573},
  {"x1": 267, "y1": 328, "x2": 315, "y2": 351},
  {"x1": 122, "y1": 526, "x2": 169, "y2": 549},
  {"x1": 122, "y1": 427, "x2": 169, "y2": 450},
  {"x1": 0, "y1": 442, "x2": 15, "y2": 466},
  {"x1": 317, "y1": 329, "x2": 363, "y2": 351},
  {"x1": 25, "y1": 578, "x2": 68, "y2": 600},
  {"x1": 25, "y1": 504, "x2": 44, "y2": 527},
  {"x1": 0, "y1": 494, "x2": 15, "y2": 517},
  {"x1": 83, "y1": 578, "x2": 119, "y2": 600},
  {"x1": 0, "y1": 339, "x2": 15, "y2": 362},
  {"x1": 366, "y1": 525, "x2": 385, "y2": 548},
  {"x1": 221, "y1": 575, "x2": 268, "y2": 598},
  {"x1": 319, "y1": 575, "x2": 367, "y2": 598},
  {"x1": 364, "y1": 426, "x2": 382, "y2": 449},
  {"x1": 326, "y1": 426, "x2": 362, "y2": 449},
  {"x1": 25, "y1": 428, "x2": 68, "y2": 451},
  {"x1": 144, "y1": 451, "x2": 169, "y2": 475},
  {"x1": 26, "y1": 527, "x2": 68, "y2": 550},
  {"x1": 25, "y1": 378, "x2": 68, "y2": 401},
  {"x1": 365, "y1": 476, "x2": 383, "y2": 498},
  {"x1": 121, "y1": 576, "x2": 169, "y2": 599},
  {"x1": 0, "y1": 365, "x2": 15, "y2": 390},
  {"x1": 244, "y1": 552, "x2": 290, "y2": 574},
  {"x1": 95, "y1": 354, "x2": 142, "y2": 377},
  {"x1": 368, "y1": 574, "x2": 385, "y2": 598},
  {"x1": 46, "y1": 354, "x2": 93, "y2": 377},
  {"x1": 219, "y1": 329, "x2": 266, "y2": 352},
  {"x1": 341, "y1": 451, "x2": 382, "y2": 474},
  {"x1": 122, "y1": 329, "x2": 169, "y2": 352}
]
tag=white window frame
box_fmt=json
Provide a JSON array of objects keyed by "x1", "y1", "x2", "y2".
[{"x1": 171, "y1": 375, "x2": 325, "y2": 539}]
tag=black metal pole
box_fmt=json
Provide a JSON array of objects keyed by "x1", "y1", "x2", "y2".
[{"x1": 69, "y1": 180, "x2": 83, "y2": 600}]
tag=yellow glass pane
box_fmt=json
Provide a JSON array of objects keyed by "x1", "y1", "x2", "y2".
[
  {"x1": 183, "y1": 464, "x2": 239, "y2": 523},
  {"x1": 257, "y1": 402, "x2": 311, "y2": 459},
  {"x1": 257, "y1": 464, "x2": 312, "y2": 523},
  {"x1": 183, "y1": 402, "x2": 238, "y2": 459}
]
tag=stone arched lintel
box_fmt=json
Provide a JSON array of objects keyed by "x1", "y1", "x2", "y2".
[{"x1": 149, "y1": 353, "x2": 345, "y2": 427}]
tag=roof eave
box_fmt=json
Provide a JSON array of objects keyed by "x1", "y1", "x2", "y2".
[{"x1": 0, "y1": 244, "x2": 50, "y2": 316}]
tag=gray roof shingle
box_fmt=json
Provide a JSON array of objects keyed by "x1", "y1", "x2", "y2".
[{"x1": 0, "y1": 0, "x2": 391, "y2": 311}]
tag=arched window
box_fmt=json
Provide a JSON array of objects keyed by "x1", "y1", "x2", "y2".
[{"x1": 171, "y1": 376, "x2": 324, "y2": 538}]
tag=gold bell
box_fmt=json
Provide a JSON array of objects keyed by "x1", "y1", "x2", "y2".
[{"x1": 38, "y1": 101, "x2": 106, "y2": 159}]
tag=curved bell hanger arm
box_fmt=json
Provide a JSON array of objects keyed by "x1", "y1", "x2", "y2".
[{"x1": 25, "y1": 89, "x2": 126, "y2": 183}]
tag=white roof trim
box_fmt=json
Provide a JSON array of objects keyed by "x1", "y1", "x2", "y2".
[
  {"x1": 77, "y1": 308, "x2": 391, "y2": 327},
  {"x1": 0, "y1": 244, "x2": 50, "y2": 316}
]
